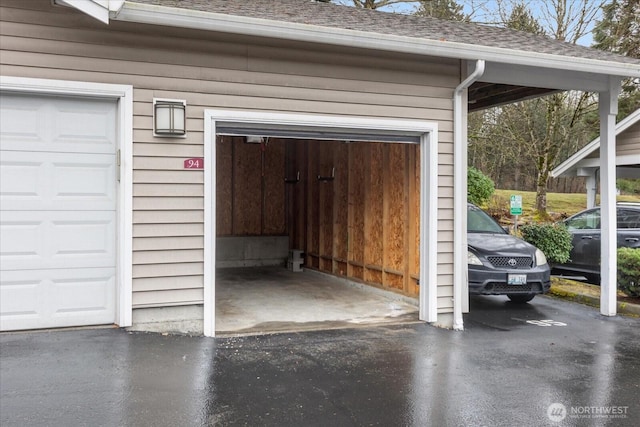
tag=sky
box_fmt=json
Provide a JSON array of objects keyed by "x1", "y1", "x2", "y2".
[{"x1": 353, "y1": 0, "x2": 603, "y2": 47}]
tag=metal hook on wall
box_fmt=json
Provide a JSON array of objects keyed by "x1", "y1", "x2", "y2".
[
  {"x1": 285, "y1": 171, "x2": 300, "y2": 184},
  {"x1": 317, "y1": 167, "x2": 335, "y2": 182}
]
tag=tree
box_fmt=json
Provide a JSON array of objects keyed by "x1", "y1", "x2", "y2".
[
  {"x1": 593, "y1": 0, "x2": 640, "y2": 58},
  {"x1": 493, "y1": 0, "x2": 605, "y2": 43},
  {"x1": 415, "y1": 0, "x2": 468, "y2": 21},
  {"x1": 503, "y1": 3, "x2": 544, "y2": 34},
  {"x1": 593, "y1": 0, "x2": 640, "y2": 118},
  {"x1": 468, "y1": 1, "x2": 604, "y2": 216}
]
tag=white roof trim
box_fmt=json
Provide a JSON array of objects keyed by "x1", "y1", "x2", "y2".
[
  {"x1": 552, "y1": 109, "x2": 640, "y2": 177},
  {"x1": 54, "y1": 0, "x2": 125, "y2": 24},
  {"x1": 114, "y1": 1, "x2": 640, "y2": 79},
  {"x1": 572, "y1": 154, "x2": 640, "y2": 168}
]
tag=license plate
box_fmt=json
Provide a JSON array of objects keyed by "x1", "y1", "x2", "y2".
[{"x1": 508, "y1": 274, "x2": 527, "y2": 285}]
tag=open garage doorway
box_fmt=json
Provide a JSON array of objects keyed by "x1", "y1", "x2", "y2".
[{"x1": 203, "y1": 111, "x2": 438, "y2": 337}]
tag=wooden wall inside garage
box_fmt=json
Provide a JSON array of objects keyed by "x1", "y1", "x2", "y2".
[
  {"x1": 216, "y1": 136, "x2": 286, "y2": 236},
  {"x1": 290, "y1": 140, "x2": 421, "y2": 297},
  {"x1": 216, "y1": 136, "x2": 420, "y2": 296}
]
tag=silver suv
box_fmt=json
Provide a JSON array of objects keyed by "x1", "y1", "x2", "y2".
[{"x1": 552, "y1": 202, "x2": 640, "y2": 284}]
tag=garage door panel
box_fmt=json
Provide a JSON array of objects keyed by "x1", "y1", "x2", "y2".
[
  {"x1": 0, "y1": 268, "x2": 116, "y2": 331},
  {"x1": 0, "y1": 158, "x2": 44, "y2": 201},
  {"x1": 0, "y1": 94, "x2": 116, "y2": 154},
  {"x1": 0, "y1": 217, "x2": 43, "y2": 263},
  {"x1": 53, "y1": 157, "x2": 115, "y2": 205},
  {"x1": 1, "y1": 151, "x2": 116, "y2": 211},
  {"x1": 0, "y1": 277, "x2": 40, "y2": 319},
  {"x1": 0, "y1": 93, "x2": 118, "y2": 331},
  {"x1": 0, "y1": 101, "x2": 45, "y2": 147},
  {"x1": 1, "y1": 211, "x2": 116, "y2": 271},
  {"x1": 54, "y1": 106, "x2": 116, "y2": 151}
]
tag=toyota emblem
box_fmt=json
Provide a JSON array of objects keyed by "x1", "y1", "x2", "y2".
[{"x1": 508, "y1": 258, "x2": 517, "y2": 267}]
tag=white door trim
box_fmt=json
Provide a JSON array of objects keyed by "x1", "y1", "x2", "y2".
[
  {"x1": 0, "y1": 76, "x2": 134, "y2": 328},
  {"x1": 204, "y1": 109, "x2": 439, "y2": 337}
]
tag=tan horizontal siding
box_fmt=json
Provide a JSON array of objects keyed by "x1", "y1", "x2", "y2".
[
  {"x1": 0, "y1": 9, "x2": 459, "y2": 87},
  {"x1": 133, "y1": 249, "x2": 204, "y2": 265},
  {"x1": 133, "y1": 262, "x2": 203, "y2": 279},
  {"x1": 133, "y1": 143, "x2": 204, "y2": 158},
  {"x1": 438, "y1": 273, "x2": 453, "y2": 284},
  {"x1": 133, "y1": 223, "x2": 204, "y2": 238},
  {"x1": 247, "y1": 47, "x2": 458, "y2": 86},
  {"x1": 0, "y1": 62, "x2": 455, "y2": 122},
  {"x1": 437, "y1": 299, "x2": 454, "y2": 312},
  {"x1": 133, "y1": 184, "x2": 203, "y2": 197},
  {"x1": 132, "y1": 289, "x2": 204, "y2": 307},
  {"x1": 1, "y1": 1, "x2": 456, "y2": 314},
  {"x1": 133, "y1": 170, "x2": 203, "y2": 184},
  {"x1": 133, "y1": 129, "x2": 204, "y2": 145},
  {"x1": 0, "y1": 31, "x2": 458, "y2": 100},
  {"x1": 133, "y1": 157, "x2": 199, "y2": 170},
  {"x1": 133, "y1": 197, "x2": 203, "y2": 211},
  {"x1": 133, "y1": 210, "x2": 204, "y2": 224},
  {"x1": 585, "y1": 121, "x2": 640, "y2": 159},
  {"x1": 132, "y1": 237, "x2": 203, "y2": 251},
  {"x1": 133, "y1": 275, "x2": 204, "y2": 292},
  {"x1": 438, "y1": 263, "x2": 454, "y2": 275},
  {"x1": 437, "y1": 286, "x2": 454, "y2": 297},
  {"x1": 617, "y1": 121, "x2": 640, "y2": 156},
  {"x1": 618, "y1": 144, "x2": 640, "y2": 156}
]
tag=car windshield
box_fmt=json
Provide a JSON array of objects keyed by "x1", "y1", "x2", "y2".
[{"x1": 468, "y1": 204, "x2": 506, "y2": 234}]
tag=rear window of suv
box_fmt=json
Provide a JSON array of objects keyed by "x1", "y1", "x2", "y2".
[{"x1": 618, "y1": 208, "x2": 640, "y2": 229}]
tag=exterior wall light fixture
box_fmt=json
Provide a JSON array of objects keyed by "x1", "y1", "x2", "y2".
[{"x1": 154, "y1": 99, "x2": 186, "y2": 137}]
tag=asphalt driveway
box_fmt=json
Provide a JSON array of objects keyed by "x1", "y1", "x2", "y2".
[{"x1": 1, "y1": 295, "x2": 639, "y2": 426}]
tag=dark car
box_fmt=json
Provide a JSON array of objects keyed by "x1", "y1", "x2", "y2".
[
  {"x1": 467, "y1": 203, "x2": 551, "y2": 303},
  {"x1": 551, "y1": 202, "x2": 640, "y2": 284}
]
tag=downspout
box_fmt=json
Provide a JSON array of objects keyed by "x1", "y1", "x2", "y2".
[{"x1": 453, "y1": 60, "x2": 485, "y2": 331}]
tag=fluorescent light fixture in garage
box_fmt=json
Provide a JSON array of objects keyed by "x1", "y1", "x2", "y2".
[{"x1": 154, "y1": 99, "x2": 186, "y2": 137}]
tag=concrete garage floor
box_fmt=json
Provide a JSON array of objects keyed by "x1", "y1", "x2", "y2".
[{"x1": 215, "y1": 266, "x2": 420, "y2": 336}]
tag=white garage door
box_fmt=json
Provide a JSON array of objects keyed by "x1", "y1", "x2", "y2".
[{"x1": 0, "y1": 94, "x2": 118, "y2": 331}]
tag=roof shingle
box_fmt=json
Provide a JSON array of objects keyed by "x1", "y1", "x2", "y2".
[{"x1": 130, "y1": 0, "x2": 639, "y2": 65}]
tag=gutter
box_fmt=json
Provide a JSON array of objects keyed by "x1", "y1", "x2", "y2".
[
  {"x1": 112, "y1": 2, "x2": 640, "y2": 79},
  {"x1": 453, "y1": 60, "x2": 485, "y2": 331}
]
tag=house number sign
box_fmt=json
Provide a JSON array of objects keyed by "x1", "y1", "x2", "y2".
[{"x1": 184, "y1": 158, "x2": 204, "y2": 169}]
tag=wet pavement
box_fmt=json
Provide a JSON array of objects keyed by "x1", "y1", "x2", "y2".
[{"x1": 1, "y1": 295, "x2": 639, "y2": 426}]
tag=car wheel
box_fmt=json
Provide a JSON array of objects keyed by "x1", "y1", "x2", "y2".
[{"x1": 507, "y1": 294, "x2": 535, "y2": 303}]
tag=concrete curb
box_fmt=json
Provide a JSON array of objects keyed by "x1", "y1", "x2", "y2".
[{"x1": 549, "y1": 286, "x2": 640, "y2": 317}]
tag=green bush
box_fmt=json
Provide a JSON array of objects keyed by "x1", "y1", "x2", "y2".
[
  {"x1": 519, "y1": 223, "x2": 573, "y2": 264},
  {"x1": 618, "y1": 247, "x2": 640, "y2": 297},
  {"x1": 468, "y1": 167, "x2": 495, "y2": 206},
  {"x1": 616, "y1": 178, "x2": 640, "y2": 195}
]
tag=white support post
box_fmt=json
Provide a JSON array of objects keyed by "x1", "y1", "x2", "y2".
[
  {"x1": 203, "y1": 114, "x2": 217, "y2": 337},
  {"x1": 599, "y1": 78, "x2": 621, "y2": 317},
  {"x1": 585, "y1": 172, "x2": 597, "y2": 209},
  {"x1": 420, "y1": 131, "x2": 439, "y2": 323}
]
